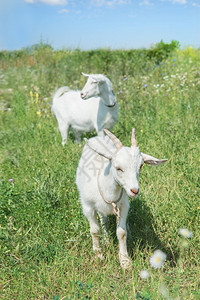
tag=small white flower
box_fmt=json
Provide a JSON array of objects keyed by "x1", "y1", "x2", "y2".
[
  {"x1": 140, "y1": 270, "x2": 150, "y2": 280},
  {"x1": 179, "y1": 228, "x2": 193, "y2": 238},
  {"x1": 150, "y1": 250, "x2": 166, "y2": 269}
]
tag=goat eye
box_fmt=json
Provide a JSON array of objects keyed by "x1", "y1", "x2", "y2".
[{"x1": 116, "y1": 166, "x2": 124, "y2": 172}]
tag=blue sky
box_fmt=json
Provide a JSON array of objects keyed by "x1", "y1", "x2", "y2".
[{"x1": 0, "y1": 0, "x2": 199, "y2": 50}]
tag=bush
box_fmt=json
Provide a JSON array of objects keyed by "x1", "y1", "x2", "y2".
[{"x1": 147, "y1": 40, "x2": 180, "y2": 63}]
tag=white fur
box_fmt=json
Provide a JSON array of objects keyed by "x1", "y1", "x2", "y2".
[
  {"x1": 52, "y1": 73, "x2": 118, "y2": 145},
  {"x1": 76, "y1": 130, "x2": 167, "y2": 269}
]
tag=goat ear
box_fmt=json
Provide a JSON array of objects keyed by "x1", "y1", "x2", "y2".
[
  {"x1": 82, "y1": 72, "x2": 90, "y2": 77},
  {"x1": 91, "y1": 76, "x2": 104, "y2": 84},
  {"x1": 142, "y1": 153, "x2": 168, "y2": 166},
  {"x1": 84, "y1": 138, "x2": 112, "y2": 160}
]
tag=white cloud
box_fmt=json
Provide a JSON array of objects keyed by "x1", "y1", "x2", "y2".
[
  {"x1": 25, "y1": 0, "x2": 68, "y2": 5},
  {"x1": 139, "y1": 0, "x2": 153, "y2": 6},
  {"x1": 161, "y1": 0, "x2": 187, "y2": 4},
  {"x1": 90, "y1": 0, "x2": 103, "y2": 6},
  {"x1": 171, "y1": 0, "x2": 187, "y2": 4},
  {"x1": 90, "y1": 0, "x2": 130, "y2": 7},
  {"x1": 59, "y1": 8, "x2": 69, "y2": 13},
  {"x1": 192, "y1": 2, "x2": 200, "y2": 7}
]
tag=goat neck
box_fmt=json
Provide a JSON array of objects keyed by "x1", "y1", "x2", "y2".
[
  {"x1": 98, "y1": 162, "x2": 123, "y2": 203},
  {"x1": 100, "y1": 81, "x2": 116, "y2": 107}
]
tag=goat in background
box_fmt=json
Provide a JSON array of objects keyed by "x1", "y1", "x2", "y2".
[{"x1": 52, "y1": 73, "x2": 118, "y2": 145}]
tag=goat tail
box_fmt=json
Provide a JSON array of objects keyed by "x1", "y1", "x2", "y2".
[{"x1": 52, "y1": 86, "x2": 71, "y2": 102}]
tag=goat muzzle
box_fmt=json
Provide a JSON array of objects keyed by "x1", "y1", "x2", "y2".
[
  {"x1": 80, "y1": 92, "x2": 85, "y2": 99},
  {"x1": 130, "y1": 188, "x2": 139, "y2": 197}
]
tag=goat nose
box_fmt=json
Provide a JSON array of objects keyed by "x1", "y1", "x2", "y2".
[{"x1": 130, "y1": 188, "x2": 139, "y2": 196}]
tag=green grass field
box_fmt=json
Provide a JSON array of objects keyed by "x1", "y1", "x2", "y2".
[{"x1": 0, "y1": 45, "x2": 200, "y2": 299}]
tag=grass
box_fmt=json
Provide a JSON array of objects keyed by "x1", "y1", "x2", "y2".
[{"x1": 0, "y1": 45, "x2": 200, "y2": 299}]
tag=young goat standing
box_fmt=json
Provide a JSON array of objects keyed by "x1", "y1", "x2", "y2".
[
  {"x1": 76, "y1": 129, "x2": 167, "y2": 269},
  {"x1": 52, "y1": 73, "x2": 118, "y2": 145}
]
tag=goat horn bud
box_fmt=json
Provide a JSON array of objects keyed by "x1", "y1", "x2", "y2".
[
  {"x1": 131, "y1": 128, "x2": 137, "y2": 147},
  {"x1": 104, "y1": 129, "x2": 123, "y2": 149}
]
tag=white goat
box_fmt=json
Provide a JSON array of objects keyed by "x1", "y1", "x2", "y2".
[
  {"x1": 52, "y1": 73, "x2": 118, "y2": 145},
  {"x1": 76, "y1": 129, "x2": 167, "y2": 269}
]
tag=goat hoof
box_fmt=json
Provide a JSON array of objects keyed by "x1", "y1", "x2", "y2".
[{"x1": 119, "y1": 255, "x2": 132, "y2": 269}]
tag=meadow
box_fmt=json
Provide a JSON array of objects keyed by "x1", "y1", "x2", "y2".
[{"x1": 0, "y1": 43, "x2": 200, "y2": 299}]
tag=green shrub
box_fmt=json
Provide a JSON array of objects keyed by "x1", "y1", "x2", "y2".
[{"x1": 147, "y1": 40, "x2": 180, "y2": 63}]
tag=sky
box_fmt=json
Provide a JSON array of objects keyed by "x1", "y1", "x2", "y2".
[{"x1": 0, "y1": 0, "x2": 199, "y2": 51}]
